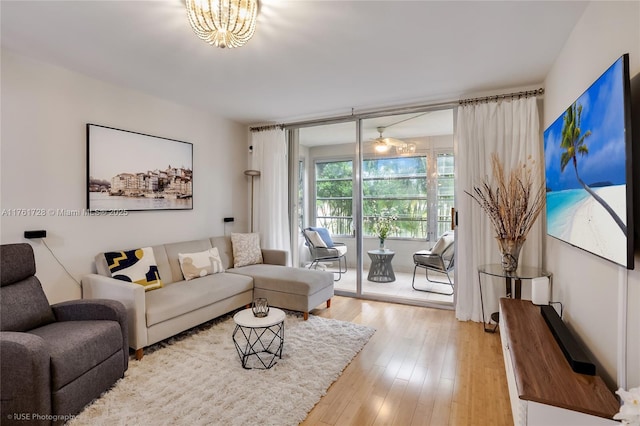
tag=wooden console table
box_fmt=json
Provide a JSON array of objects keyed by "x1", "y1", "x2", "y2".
[{"x1": 499, "y1": 298, "x2": 619, "y2": 425}]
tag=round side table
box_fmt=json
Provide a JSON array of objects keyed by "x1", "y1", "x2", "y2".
[
  {"x1": 367, "y1": 249, "x2": 396, "y2": 283},
  {"x1": 232, "y1": 307, "x2": 285, "y2": 369}
]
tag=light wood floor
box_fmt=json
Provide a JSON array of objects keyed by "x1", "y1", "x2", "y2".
[{"x1": 303, "y1": 296, "x2": 513, "y2": 426}]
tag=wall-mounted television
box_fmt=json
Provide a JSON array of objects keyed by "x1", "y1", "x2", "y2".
[{"x1": 544, "y1": 54, "x2": 634, "y2": 269}]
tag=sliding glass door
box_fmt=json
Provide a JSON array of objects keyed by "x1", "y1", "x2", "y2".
[
  {"x1": 296, "y1": 122, "x2": 358, "y2": 293},
  {"x1": 290, "y1": 109, "x2": 455, "y2": 307}
]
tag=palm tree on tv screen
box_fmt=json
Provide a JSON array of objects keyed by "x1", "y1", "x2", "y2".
[{"x1": 559, "y1": 102, "x2": 627, "y2": 236}]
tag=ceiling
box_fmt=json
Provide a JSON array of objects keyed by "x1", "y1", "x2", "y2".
[{"x1": 1, "y1": 1, "x2": 588, "y2": 126}]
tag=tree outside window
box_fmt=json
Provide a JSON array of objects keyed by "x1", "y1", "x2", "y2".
[{"x1": 315, "y1": 152, "x2": 453, "y2": 240}]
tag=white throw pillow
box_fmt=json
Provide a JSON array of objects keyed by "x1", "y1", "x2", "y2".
[
  {"x1": 431, "y1": 232, "x2": 454, "y2": 255},
  {"x1": 231, "y1": 233, "x2": 263, "y2": 268},
  {"x1": 304, "y1": 229, "x2": 327, "y2": 248},
  {"x1": 178, "y1": 248, "x2": 225, "y2": 281}
]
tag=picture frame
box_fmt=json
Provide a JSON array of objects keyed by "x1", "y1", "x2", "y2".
[{"x1": 87, "y1": 124, "x2": 193, "y2": 212}]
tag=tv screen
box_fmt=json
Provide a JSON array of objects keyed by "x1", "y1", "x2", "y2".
[{"x1": 544, "y1": 54, "x2": 634, "y2": 269}]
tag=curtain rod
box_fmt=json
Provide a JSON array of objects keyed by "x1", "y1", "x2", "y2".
[
  {"x1": 277, "y1": 100, "x2": 459, "y2": 131},
  {"x1": 249, "y1": 124, "x2": 285, "y2": 133},
  {"x1": 249, "y1": 88, "x2": 544, "y2": 131},
  {"x1": 459, "y1": 88, "x2": 544, "y2": 105}
]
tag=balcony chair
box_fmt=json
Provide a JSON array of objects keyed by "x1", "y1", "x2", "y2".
[
  {"x1": 1, "y1": 243, "x2": 128, "y2": 425},
  {"x1": 411, "y1": 231, "x2": 455, "y2": 295},
  {"x1": 302, "y1": 227, "x2": 348, "y2": 281}
]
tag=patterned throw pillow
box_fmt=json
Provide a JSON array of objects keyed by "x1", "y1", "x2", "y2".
[
  {"x1": 178, "y1": 247, "x2": 225, "y2": 281},
  {"x1": 231, "y1": 233, "x2": 263, "y2": 268},
  {"x1": 104, "y1": 247, "x2": 162, "y2": 291}
]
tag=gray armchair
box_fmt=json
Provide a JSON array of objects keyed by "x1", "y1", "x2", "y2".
[
  {"x1": 1, "y1": 243, "x2": 128, "y2": 425},
  {"x1": 411, "y1": 231, "x2": 455, "y2": 295},
  {"x1": 302, "y1": 227, "x2": 347, "y2": 281}
]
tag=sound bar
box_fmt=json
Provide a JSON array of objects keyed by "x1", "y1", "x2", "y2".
[{"x1": 541, "y1": 305, "x2": 596, "y2": 376}]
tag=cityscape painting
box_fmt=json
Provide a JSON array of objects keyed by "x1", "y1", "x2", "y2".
[{"x1": 87, "y1": 124, "x2": 193, "y2": 211}]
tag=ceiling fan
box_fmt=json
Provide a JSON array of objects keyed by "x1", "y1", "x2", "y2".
[
  {"x1": 370, "y1": 112, "x2": 429, "y2": 154},
  {"x1": 372, "y1": 127, "x2": 405, "y2": 153},
  {"x1": 372, "y1": 126, "x2": 416, "y2": 154}
]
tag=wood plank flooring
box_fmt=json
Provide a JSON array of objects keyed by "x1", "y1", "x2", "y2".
[{"x1": 303, "y1": 296, "x2": 513, "y2": 426}]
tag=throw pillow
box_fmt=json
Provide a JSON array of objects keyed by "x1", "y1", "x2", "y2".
[
  {"x1": 231, "y1": 233, "x2": 263, "y2": 268},
  {"x1": 104, "y1": 247, "x2": 163, "y2": 291},
  {"x1": 304, "y1": 229, "x2": 327, "y2": 248},
  {"x1": 309, "y1": 227, "x2": 335, "y2": 248},
  {"x1": 178, "y1": 248, "x2": 225, "y2": 281},
  {"x1": 431, "y1": 232, "x2": 454, "y2": 255}
]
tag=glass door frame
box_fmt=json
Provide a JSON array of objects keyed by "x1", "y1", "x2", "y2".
[{"x1": 287, "y1": 107, "x2": 457, "y2": 309}]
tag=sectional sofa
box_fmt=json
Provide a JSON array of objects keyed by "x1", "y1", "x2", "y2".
[{"x1": 82, "y1": 235, "x2": 334, "y2": 359}]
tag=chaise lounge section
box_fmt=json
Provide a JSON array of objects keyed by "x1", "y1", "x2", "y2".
[{"x1": 82, "y1": 235, "x2": 333, "y2": 360}]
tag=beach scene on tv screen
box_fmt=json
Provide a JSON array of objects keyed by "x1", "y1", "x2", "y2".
[{"x1": 544, "y1": 56, "x2": 628, "y2": 267}]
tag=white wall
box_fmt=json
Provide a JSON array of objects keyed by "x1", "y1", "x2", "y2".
[
  {"x1": 0, "y1": 50, "x2": 248, "y2": 304},
  {"x1": 543, "y1": 1, "x2": 640, "y2": 388}
]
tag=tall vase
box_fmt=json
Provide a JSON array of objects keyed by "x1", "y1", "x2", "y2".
[
  {"x1": 379, "y1": 238, "x2": 385, "y2": 251},
  {"x1": 497, "y1": 238, "x2": 524, "y2": 272}
]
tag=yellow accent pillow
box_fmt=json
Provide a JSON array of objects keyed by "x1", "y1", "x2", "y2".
[{"x1": 104, "y1": 247, "x2": 163, "y2": 291}]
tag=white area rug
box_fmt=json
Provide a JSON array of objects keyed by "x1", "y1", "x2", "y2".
[{"x1": 70, "y1": 312, "x2": 375, "y2": 426}]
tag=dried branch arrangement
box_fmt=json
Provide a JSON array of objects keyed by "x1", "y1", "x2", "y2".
[{"x1": 466, "y1": 153, "x2": 545, "y2": 241}]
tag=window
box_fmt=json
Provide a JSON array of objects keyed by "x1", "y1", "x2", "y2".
[
  {"x1": 298, "y1": 159, "x2": 305, "y2": 230},
  {"x1": 315, "y1": 160, "x2": 353, "y2": 235},
  {"x1": 436, "y1": 153, "x2": 455, "y2": 237},
  {"x1": 363, "y1": 156, "x2": 427, "y2": 238},
  {"x1": 315, "y1": 151, "x2": 453, "y2": 240}
]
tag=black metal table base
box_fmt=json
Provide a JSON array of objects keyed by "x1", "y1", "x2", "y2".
[
  {"x1": 232, "y1": 321, "x2": 284, "y2": 369},
  {"x1": 485, "y1": 312, "x2": 500, "y2": 333}
]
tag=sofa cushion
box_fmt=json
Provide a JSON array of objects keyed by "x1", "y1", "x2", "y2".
[
  {"x1": 210, "y1": 236, "x2": 234, "y2": 270},
  {"x1": 178, "y1": 248, "x2": 224, "y2": 281},
  {"x1": 29, "y1": 320, "x2": 122, "y2": 390},
  {"x1": 229, "y1": 264, "x2": 333, "y2": 296},
  {"x1": 104, "y1": 247, "x2": 162, "y2": 291},
  {"x1": 1, "y1": 275, "x2": 56, "y2": 332},
  {"x1": 231, "y1": 233, "x2": 263, "y2": 267},
  {"x1": 145, "y1": 273, "x2": 253, "y2": 326}
]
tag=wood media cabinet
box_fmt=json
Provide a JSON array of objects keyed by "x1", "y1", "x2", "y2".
[{"x1": 499, "y1": 298, "x2": 619, "y2": 425}]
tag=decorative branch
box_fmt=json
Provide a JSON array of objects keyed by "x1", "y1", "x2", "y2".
[{"x1": 465, "y1": 153, "x2": 545, "y2": 241}]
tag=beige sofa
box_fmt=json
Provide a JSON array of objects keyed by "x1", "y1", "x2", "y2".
[{"x1": 82, "y1": 236, "x2": 334, "y2": 359}]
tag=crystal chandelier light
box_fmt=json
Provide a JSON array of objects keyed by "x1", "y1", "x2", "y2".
[{"x1": 186, "y1": 0, "x2": 258, "y2": 49}]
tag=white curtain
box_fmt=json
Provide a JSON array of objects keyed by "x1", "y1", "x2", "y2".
[
  {"x1": 249, "y1": 128, "x2": 291, "y2": 262},
  {"x1": 455, "y1": 97, "x2": 543, "y2": 322}
]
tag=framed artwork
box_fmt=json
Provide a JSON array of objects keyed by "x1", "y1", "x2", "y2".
[{"x1": 87, "y1": 124, "x2": 193, "y2": 212}]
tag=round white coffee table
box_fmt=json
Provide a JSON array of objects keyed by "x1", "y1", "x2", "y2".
[{"x1": 232, "y1": 307, "x2": 285, "y2": 369}]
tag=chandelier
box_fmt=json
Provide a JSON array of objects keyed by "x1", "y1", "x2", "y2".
[{"x1": 186, "y1": 0, "x2": 258, "y2": 49}]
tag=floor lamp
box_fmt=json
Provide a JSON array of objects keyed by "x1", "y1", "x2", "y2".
[{"x1": 244, "y1": 170, "x2": 261, "y2": 232}]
